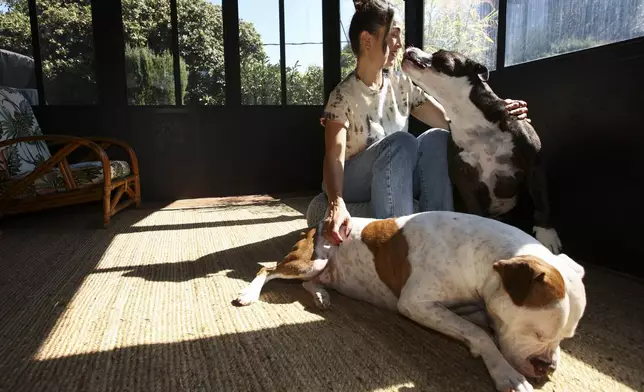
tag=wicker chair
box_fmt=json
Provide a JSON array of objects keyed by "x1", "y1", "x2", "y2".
[{"x1": 0, "y1": 86, "x2": 141, "y2": 227}]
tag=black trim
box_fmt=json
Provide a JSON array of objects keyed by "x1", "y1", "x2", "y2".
[
  {"x1": 404, "y1": 0, "x2": 425, "y2": 138},
  {"x1": 279, "y1": 0, "x2": 287, "y2": 105},
  {"x1": 322, "y1": 0, "x2": 341, "y2": 102},
  {"x1": 496, "y1": 0, "x2": 507, "y2": 70},
  {"x1": 405, "y1": 0, "x2": 424, "y2": 49},
  {"x1": 27, "y1": 0, "x2": 45, "y2": 105},
  {"x1": 170, "y1": 0, "x2": 182, "y2": 105},
  {"x1": 91, "y1": 0, "x2": 127, "y2": 107},
  {"x1": 222, "y1": 0, "x2": 241, "y2": 105}
]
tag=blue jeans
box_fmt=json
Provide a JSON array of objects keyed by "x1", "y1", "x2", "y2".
[{"x1": 331, "y1": 129, "x2": 454, "y2": 218}]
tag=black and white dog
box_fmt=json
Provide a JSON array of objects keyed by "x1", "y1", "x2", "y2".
[{"x1": 402, "y1": 47, "x2": 561, "y2": 254}]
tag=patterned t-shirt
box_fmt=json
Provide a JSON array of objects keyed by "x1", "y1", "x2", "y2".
[{"x1": 321, "y1": 69, "x2": 430, "y2": 160}]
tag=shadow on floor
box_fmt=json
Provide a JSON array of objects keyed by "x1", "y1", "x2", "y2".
[
  {"x1": 0, "y1": 203, "x2": 162, "y2": 392},
  {"x1": 90, "y1": 227, "x2": 310, "y2": 307},
  {"x1": 120, "y1": 214, "x2": 301, "y2": 233},
  {"x1": 1, "y1": 199, "x2": 643, "y2": 392},
  {"x1": 0, "y1": 199, "x2": 311, "y2": 392},
  {"x1": 4, "y1": 311, "x2": 493, "y2": 392},
  {"x1": 90, "y1": 224, "x2": 644, "y2": 391},
  {"x1": 557, "y1": 265, "x2": 644, "y2": 391},
  {"x1": 272, "y1": 195, "x2": 315, "y2": 217}
]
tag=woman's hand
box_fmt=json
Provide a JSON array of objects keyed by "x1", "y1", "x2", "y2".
[
  {"x1": 323, "y1": 198, "x2": 352, "y2": 245},
  {"x1": 504, "y1": 98, "x2": 531, "y2": 123}
]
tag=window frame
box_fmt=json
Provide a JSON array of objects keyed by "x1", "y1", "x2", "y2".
[
  {"x1": 16, "y1": 0, "x2": 100, "y2": 106},
  {"x1": 418, "y1": 0, "x2": 644, "y2": 72},
  {"x1": 413, "y1": 0, "x2": 505, "y2": 71},
  {"x1": 235, "y1": 0, "x2": 327, "y2": 107},
  {"x1": 12, "y1": 0, "x2": 644, "y2": 108}
]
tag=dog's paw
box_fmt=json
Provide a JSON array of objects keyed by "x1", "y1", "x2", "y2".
[
  {"x1": 313, "y1": 290, "x2": 331, "y2": 310},
  {"x1": 533, "y1": 226, "x2": 562, "y2": 254},
  {"x1": 468, "y1": 343, "x2": 482, "y2": 358},
  {"x1": 491, "y1": 366, "x2": 534, "y2": 392},
  {"x1": 233, "y1": 287, "x2": 259, "y2": 306},
  {"x1": 302, "y1": 281, "x2": 332, "y2": 310}
]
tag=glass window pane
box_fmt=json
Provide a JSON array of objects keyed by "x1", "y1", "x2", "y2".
[
  {"x1": 391, "y1": 1, "x2": 405, "y2": 71},
  {"x1": 239, "y1": 0, "x2": 281, "y2": 105},
  {"x1": 284, "y1": 0, "x2": 323, "y2": 105},
  {"x1": 122, "y1": 0, "x2": 177, "y2": 105},
  {"x1": 423, "y1": 0, "x2": 499, "y2": 70},
  {"x1": 0, "y1": 0, "x2": 38, "y2": 104},
  {"x1": 340, "y1": 0, "x2": 356, "y2": 79},
  {"x1": 178, "y1": 0, "x2": 225, "y2": 105},
  {"x1": 506, "y1": 0, "x2": 644, "y2": 66},
  {"x1": 340, "y1": 0, "x2": 405, "y2": 79},
  {"x1": 36, "y1": 0, "x2": 98, "y2": 105}
]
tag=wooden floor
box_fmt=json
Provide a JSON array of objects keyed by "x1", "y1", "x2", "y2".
[{"x1": 0, "y1": 196, "x2": 642, "y2": 392}]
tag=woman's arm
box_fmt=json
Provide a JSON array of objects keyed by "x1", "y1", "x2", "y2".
[
  {"x1": 410, "y1": 96, "x2": 451, "y2": 129},
  {"x1": 323, "y1": 120, "x2": 347, "y2": 205},
  {"x1": 411, "y1": 96, "x2": 531, "y2": 128},
  {"x1": 322, "y1": 120, "x2": 352, "y2": 244}
]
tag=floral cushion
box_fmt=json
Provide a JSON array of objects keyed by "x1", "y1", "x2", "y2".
[
  {"x1": 0, "y1": 160, "x2": 131, "y2": 199},
  {"x1": 0, "y1": 86, "x2": 51, "y2": 180}
]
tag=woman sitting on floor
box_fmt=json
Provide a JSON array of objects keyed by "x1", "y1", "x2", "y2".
[{"x1": 320, "y1": 0, "x2": 529, "y2": 244}]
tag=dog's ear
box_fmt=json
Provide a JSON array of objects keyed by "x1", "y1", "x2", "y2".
[
  {"x1": 472, "y1": 61, "x2": 489, "y2": 82},
  {"x1": 493, "y1": 255, "x2": 566, "y2": 307}
]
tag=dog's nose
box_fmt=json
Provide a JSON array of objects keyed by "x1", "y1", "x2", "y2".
[{"x1": 530, "y1": 357, "x2": 557, "y2": 375}]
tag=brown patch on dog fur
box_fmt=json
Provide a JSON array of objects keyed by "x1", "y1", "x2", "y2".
[
  {"x1": 493, "y1": 255, "x2": 566, "y2": 308},
  {"x1": 361, "y1": 219, "x2": 411, "y2": 298},
  {"x1": 251, "y1": 227, "x2": 320, "y2": 282},
  {"x1": 272, "y1": 227, "x2": 318, "y2": 277}
]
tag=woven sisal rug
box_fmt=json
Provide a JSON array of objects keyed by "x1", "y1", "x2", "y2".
[{"x1": 0, "y1": 196, "x2": 642, "y2": 391}]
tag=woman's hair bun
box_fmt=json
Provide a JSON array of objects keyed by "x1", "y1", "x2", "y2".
[
  {"x1": 354, "y1": 0, "x2": 392, "y2": 12},
  {"x1": 353, "y1": 0, "x2": 372, "y2": 11}
]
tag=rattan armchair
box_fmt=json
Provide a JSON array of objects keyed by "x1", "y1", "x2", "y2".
[{"x1": 0, "y1": 86, "x2": 141, "y2": 227}]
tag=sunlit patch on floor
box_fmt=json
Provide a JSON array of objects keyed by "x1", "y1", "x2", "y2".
[{"x1": 1, "y1": 196, "x2": 642, "y2": 391}]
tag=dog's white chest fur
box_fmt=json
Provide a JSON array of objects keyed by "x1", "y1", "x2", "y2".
[
  {"x1": 457, "y1": 126, "x2": 517, "y2": 214},
  {"x1": 446, "y1": 93, "x2": 518, "y2": 215}
]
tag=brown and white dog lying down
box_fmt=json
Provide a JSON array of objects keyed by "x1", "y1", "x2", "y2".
[{"x1": 234, "y1": 211, "x2": 587, "y2": 392}]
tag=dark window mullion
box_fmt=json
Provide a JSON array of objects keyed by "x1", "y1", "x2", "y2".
[
  {"x1": 322, "y1": 0, "x2": 340, "y2": 103},
  {"x1": 170, "y1": 0, "x2": 182, "y2": 105},
  {"x1": 496, "y1": 0, "x2": 507, "y2": 70},
  {"x1": 279, "y1": 0, "x2": 287, "y2": 105},
  {"x1": 405, "y1": 0, "x2": 424, "y2": 49},
  {"x1": 222, "y1": 0, "x2": 241, "y2": 105},
  {"x1": 27, "y1": 0, "x2": 45, "y2": 105}
]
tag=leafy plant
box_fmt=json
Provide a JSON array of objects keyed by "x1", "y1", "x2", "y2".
[
  {"x1": 423, "y1": 0, "x2": 498, "y2": 67},
  {"x1": 1, "y1": 0, "x2": 326, "y2": 106},
  {"x1": 125, "y1": 44, "x2": 188, "y2": 105}
]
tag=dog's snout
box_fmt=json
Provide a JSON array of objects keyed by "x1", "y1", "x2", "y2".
[
  {"x1": 403, "y1": 47, "x2": 431, "y2": 69},
  {"x1": 529, "y1": 357, "x2": 557, "y2": 375}
]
